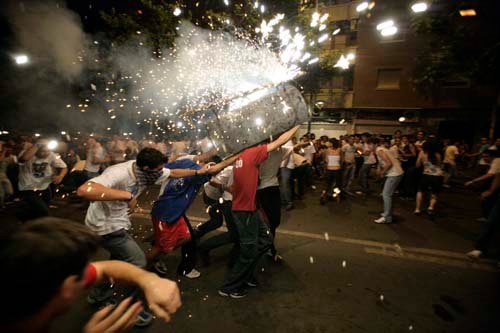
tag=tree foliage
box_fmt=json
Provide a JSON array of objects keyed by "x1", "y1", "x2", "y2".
[{"x1": 412, "y1": 0, "x2": 500, "y2": 102}]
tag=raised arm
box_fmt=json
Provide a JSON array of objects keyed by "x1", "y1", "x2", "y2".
[
  {"x1": 207, "y1": 154, "x2": 239, "y2": 174},
  {"x1": 267, "y1": 125, "x2": 300, "y2": 153},
  {"x1": 19, "y1": 143, "x2": 38, "y2": 162}
]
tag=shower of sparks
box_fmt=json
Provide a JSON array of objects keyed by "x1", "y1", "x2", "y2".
[{"x1": 67, "y1": 9, "x2": 329, "y2": 138}]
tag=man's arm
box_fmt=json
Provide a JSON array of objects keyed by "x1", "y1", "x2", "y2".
[
  {"x1": 92, "y1": 260, "x2": 181, "y2": 322},
  {"x1": 267, "y1": 125, "x2": 300, "y2": 153},
  {"x1": 52, "y1": 168, "x2": 68, "y2": 185},
  {"x1": 482, "y1": 173, "x2": 500, "y2": 200},
  {"x1": 19, "y1": 143, "x2": 38, "y2": 162},
  {"x1": 169, "y1": 167, "x2": 209, "y2": 179},
  {"x1": 207, "y1": 154, "x2": 239, "y2": 174},
  {"x1": 77, "y1": 182, "x2": 133, "y2": 201},
  {"x1": 465, "y1": 172, "x2": 495, "y2": 187}
]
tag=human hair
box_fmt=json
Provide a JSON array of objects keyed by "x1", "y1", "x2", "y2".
[
  {"x1": 136, "y1": 147, "x2": 166, "y2": 169},
  {"x1": 422, "y1": 141, "x2": 439, "y2": 164},
  {"x1": 210, "y1": 155, "x2": 222, "y2": 164},
  {"x1": 0, "y1": 218, "x2": 100, "y2": 323},
  {"x1": 330, "y1": 138, "x2": 340, "y2": 149}
]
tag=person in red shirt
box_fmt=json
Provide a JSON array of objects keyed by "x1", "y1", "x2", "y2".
[
  {"x1": 219, "y1": 125, "x2": 299, "y2": 298},
  {"x1": 0, "y1": 218, "x2": 181, "y2": 333}
]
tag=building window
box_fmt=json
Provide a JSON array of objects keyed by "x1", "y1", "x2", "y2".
[{"x1": 376, "y1": 69, "x2": 402, "y2": 90}]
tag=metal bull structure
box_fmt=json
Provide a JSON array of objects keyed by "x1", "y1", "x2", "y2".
[{"x1": 200, "y1": 83, "x2": 309, "y2": 157}]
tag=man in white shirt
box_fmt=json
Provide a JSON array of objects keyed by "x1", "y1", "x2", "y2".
[
  {"x1": 257, "y1": 147, "x2": 292, "y2": 262},
  {"x1": 17, "y1": 141, "x2": 67, "y2": 221},
  {"x1": 280, "y1": 140, "x2": 296, "y2": 210},
  {"x1": 198, "y1": 165, "x2": 237, "y2": 265},
  {"x1": 77, "y1": 148, "x2": 209, "y2": 326}
]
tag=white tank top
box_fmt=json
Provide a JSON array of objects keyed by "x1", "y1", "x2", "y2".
[{"x1": 327, "y1": 155, "x2": 341, "y2": 167}]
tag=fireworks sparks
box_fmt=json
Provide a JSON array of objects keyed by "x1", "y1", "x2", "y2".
[
  {"x1": 173, "y1": 7, "x2": 182, "y2": 17},
  {"x1": 65, "y1": 6, "x2": 324, "y2": 139}
]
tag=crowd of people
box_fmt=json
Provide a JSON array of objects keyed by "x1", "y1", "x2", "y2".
[{"x1": 0, "y1": 127, "x2": 499, "y2": 332}]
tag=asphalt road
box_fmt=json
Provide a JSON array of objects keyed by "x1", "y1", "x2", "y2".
[{"x1": 2, "y1": 179, "x2": 499, "y2": 333}]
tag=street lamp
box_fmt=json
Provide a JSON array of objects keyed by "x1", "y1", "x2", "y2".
[
  {"x1": 356, "y1": 2, "x2": 369, "y2": 12},
  {"x1": 13, "y1": 54, "x2": 29, "y2": 65},
  {"x1": 376, "y1": 20, "x2": 394, "y2": 31},
  {"x1": 381, "y1": 26, "x2": 398, "y2": 36},
  {"x1": 411, "y1": 2, "x2": 428, "y2": 13}
]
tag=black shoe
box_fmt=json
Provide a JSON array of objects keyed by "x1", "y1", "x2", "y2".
[{"x1": 218, "y1": 288, "x2": 248, "y2": 299}]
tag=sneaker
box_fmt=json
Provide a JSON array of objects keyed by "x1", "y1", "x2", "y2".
[
  {"x1": 374, "y1": 216, "x2": 390, "y2": 224},
  {"x1": 427, "y1": 209, "x2": 435, "y2": 216},
  {"x1": 246, "y1": 278, "x2": 258, "y2": 288},
  {"x1": 218, "y1": 288, "x2": 248, "y2": 299},
  {"x1": 273, "y1": 254, "x2": 283, "y2": 263},
  {"x1": 135, "y1": 309, "x2": 153, "y2": 327},
  {"x1": 414, "y1": 210, "x2": 421, "y2": 216},
  {"x1": 183, "y1": 268, "x2": 201, "y2": 279},
  {"x1": 475, "y1": 217, "x2": 487, "y2": 223},
  {"x1": 154, "y1": 260, "x2": 168, "y2": 275},
  {"x1": 285, "y1": 204, "x2": 294, "y2": 211},
  {"x1": 466, "y1": 250, "x2": 482, "y2": 259}
]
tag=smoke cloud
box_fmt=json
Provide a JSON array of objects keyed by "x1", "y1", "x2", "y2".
[{"x1": 9, "y1": 0, "x2": 91, "y2": 80}]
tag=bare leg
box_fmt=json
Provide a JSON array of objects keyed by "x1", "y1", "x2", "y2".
[
  {"x1": 415, "y1": 191, "x2": 423, "y2": 212},
  {"x1": 429, "y1": 194, "x2": 438, "y2": 210}
]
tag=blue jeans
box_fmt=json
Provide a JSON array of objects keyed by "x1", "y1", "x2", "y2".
[
  {"x1": 342, "y1": 163, "x2": 355, "y2": 191},
  {"x1": 382, "y1": 175, "x2": 403, "y2": 223},
  {"x1": 359, "y1": 164, "x2": 374, "y2": 193},
  {"x1": 101, "y1": 229, "x2": 147, "y2": 268},
  {"x1": 280, "y1": 167, "x2": 293, "y2": 205},
  {"x1": 89, "y1": 229, "x2": 146, "y2": 303}
]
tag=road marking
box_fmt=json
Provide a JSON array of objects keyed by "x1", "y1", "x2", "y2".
[
  {"x1": 364, "y1": 247, "x2": 497, "y2": 272},
  {"x1": 132, "y1": 212, "x2": 497, "y2": 271}
]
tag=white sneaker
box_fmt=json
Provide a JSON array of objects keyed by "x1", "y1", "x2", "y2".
[
  {"x1": 184, "y1": 268, "x2": 201, "y2": 279},
  {"x1": 374, "y1": 216, "x2": 390, "y2": 224},
  {"x1": 466, "y1": 250, "x2": 482, "y2": 259}
]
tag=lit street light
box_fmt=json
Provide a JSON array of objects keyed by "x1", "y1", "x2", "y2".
[
  {"x1": 356, "y1": 2, "x2": 369, "y2": 12},
  {"x1": 13, "y1": 54, "x2": 29, "y2": 65},
  {"x1": 381, "y1": 26, "x2": 398, "y2": 36},
  {"x1": 411, "y1": 2, "x2": 428, "y2": 13},
  {"x1": 376, "y1": 20, "x2": 394, "y2": 31}
]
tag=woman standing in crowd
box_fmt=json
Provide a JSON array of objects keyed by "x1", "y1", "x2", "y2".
[
  {"x1": 414, "y1": 141, "x2": 444, "y2": 216},
  {"x1": 320, "y1": 138, "x2": 343, "y2": 205}
]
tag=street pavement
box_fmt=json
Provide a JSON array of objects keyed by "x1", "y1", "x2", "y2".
[{"x1": 2, "y1": 180, "x2": 499, "y2": 333}]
